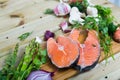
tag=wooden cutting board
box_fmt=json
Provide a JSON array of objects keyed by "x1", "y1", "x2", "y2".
[
  {"x1": 0, "y1": 0, "x2": 120, "y2": 80},
  {"x1": 40, "y1": 41, "x2": 120, "y2": 80}
]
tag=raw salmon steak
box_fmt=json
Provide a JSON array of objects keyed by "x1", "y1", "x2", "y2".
[
  {"x1": 69, "y1": 29, "x2": 100, "y2": 72},
  {"x1": 47, "y1": 36, "x2": 79, "y2": 68}
]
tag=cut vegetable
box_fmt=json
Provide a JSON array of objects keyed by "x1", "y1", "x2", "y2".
[
  {"x1": 69, "y1": 29, "x2": 100, "y2": 72},
  {"x1": 27, "y1": 70, "x2": 53, "y2": 80},
  {"x1": 47, "y1": 36, "x2": 79, "y2": 68},
  {"x1": 44, "y1": 30, "x2": 55, "y2": 41}
]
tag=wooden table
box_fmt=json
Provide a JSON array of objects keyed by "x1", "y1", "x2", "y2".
[{"x1": 0, "y1": 0, "x2": 120, "y2": 80}]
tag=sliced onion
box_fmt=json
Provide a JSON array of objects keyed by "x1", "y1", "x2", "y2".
[
  {"x1": 27, "y1": 70, "x2": 54, "y2": 80},
  {"x1": 44, "y1": 30, "x2": 55, "y2": 41}
]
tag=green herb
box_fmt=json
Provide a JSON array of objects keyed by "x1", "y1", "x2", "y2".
[
  {"x1": 83, "y1": 17, "x2": 99, "y2": 32},
  {"x1": 95, "y1": 5, "x2": 116, "y2": 59},
  {"x1": 95, "y1": 5, "x2": 113, "y2": 22},
  {"x1": 108, "y1": 23, "x2": 117, "y2": 36},
  {"x1": 18, "y1": 32, "x2": 32, "y2": 41},
  {"x1": 0, "y1": 43, "x2": 19, "y2": 80},
  {"x1": 44, "y1": 8, "x2": 54, "y2": 14},
  {"x1": 70, "y1": 0, "x2": 89, "y2": 12},
  {"x1": 0, "y1": 39, "x2": 47, "y2": 80},
  {"x1": 16, "y1": 39, "x2": 47, "y2": 80},
  {"x1": 71, "y1": 21, "x2": 81, "y2": 28}
]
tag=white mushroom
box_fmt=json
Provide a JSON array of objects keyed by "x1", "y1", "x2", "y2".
[
  {"x1": 54, "y1": 2, "x2": 71, "y2": 16},
  {"x1": 87, "y1": 6, "x2": 98, "y2": 17}
]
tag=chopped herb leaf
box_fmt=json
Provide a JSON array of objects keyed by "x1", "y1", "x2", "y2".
[
  {"x1": 18, "y1": 32, "x2": 32, "y2": 41},
  {"x1": 44, "y1": 8, "x2": 54, "y2": 14}
]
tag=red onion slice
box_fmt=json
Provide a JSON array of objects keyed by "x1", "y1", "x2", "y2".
[
  {"x1": 44, "y1": 30, "x2": 55, "y2": 41},
  {"x1": 27, "y1": 70, "x2": 53, "y2": 80}
]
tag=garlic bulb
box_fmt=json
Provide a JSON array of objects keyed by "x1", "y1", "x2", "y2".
[
  {"x1": 69, "y1": 7, "x2": 84, "y2": 25},
  {"x1": 54, "y1": 2, "x2": 71, "y2": 16},
  {"x1": 87, "y1": 6, "x2": 98, "y2": 17}
]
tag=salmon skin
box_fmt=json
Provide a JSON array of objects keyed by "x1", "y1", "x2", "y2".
[
  {"x1": 47, "y1": 36, "x2": 79, "y2": 68},
  {"x1": 69, "y1": 29, "x2": 100, "y2": 72}
]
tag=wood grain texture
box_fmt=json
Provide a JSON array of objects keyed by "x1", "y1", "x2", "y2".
[
  {"x1": 0, "y1": 0, "x2": 120, "y2": 80},
  {"x1": 69, "y1": 52, "x2": 120, "y2": 80}
]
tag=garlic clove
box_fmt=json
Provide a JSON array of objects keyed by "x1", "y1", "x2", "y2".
[
  {"x1": 54, "y1": 2, "x2": 71, "y2": 16},
  {"x1": 70, "y1": 7, "x2": 79, "y2": 12},
  {"x1": 69, "y1": 16, "x2": 84, "y2": 25},
  {"x1": 70, "y1": 7, "x2": 80, "y2": 15},
  {"x1": 59, "y1": 21, "x2": 68, "y2": 31},
  {"x1": 70, "y1": 7, "x2": 84, "y2": 17},
  {"x1": 87, "y1": 6, "x2": 98, "y2": 17},
  {"x1": 69, "y1": 7, "x2": 84, "y2": 25}
]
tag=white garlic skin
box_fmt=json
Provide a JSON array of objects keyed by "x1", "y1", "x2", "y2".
[
  {"x1": 87, "y1": 6, "x2": 98, "y2": 17},
  {"x1": 59, "y1": 21, "x2": 68, "y2": 31},
  {"x1": 69, "y1": 7, "x2": 84, "y2": 25},
  {"x1": 54, "y1": 3, "x2": 71, "y2": 16}
]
